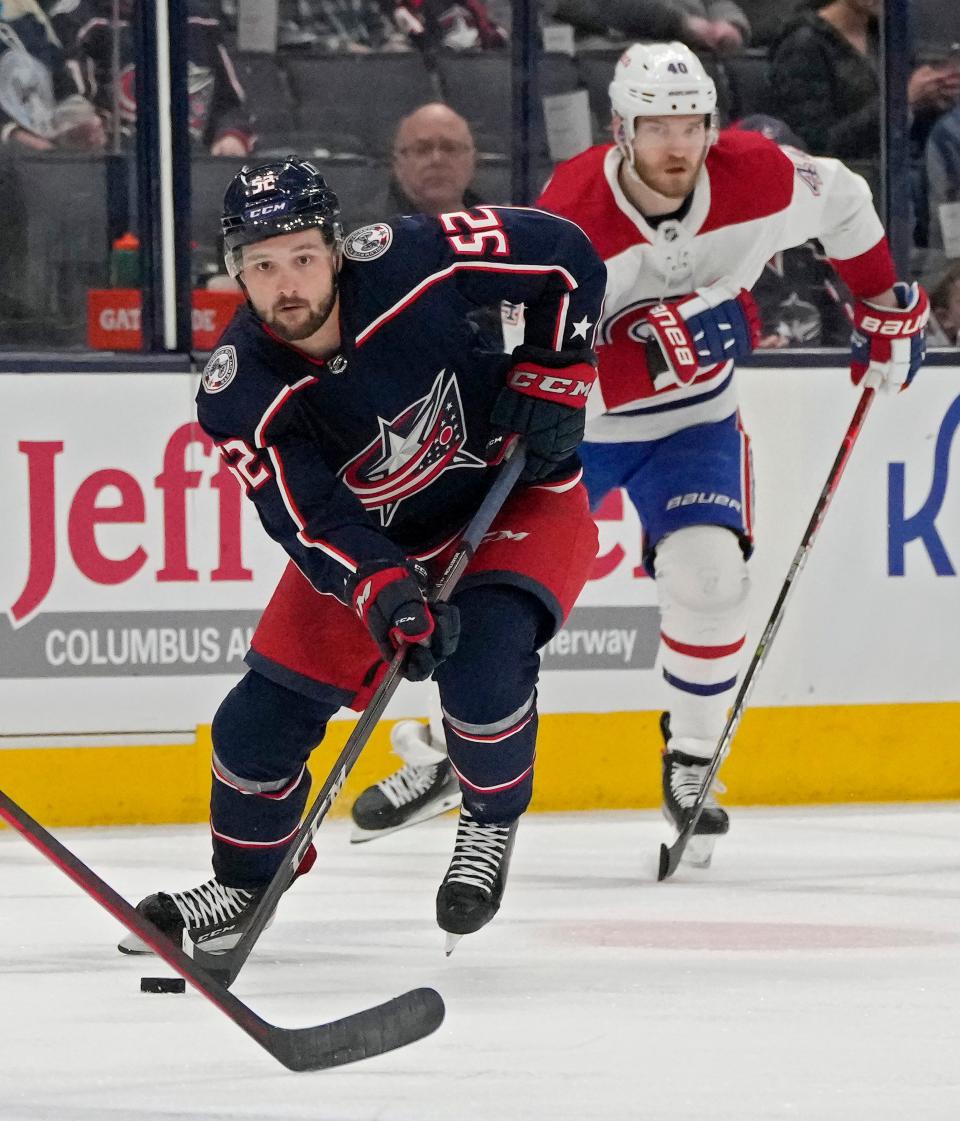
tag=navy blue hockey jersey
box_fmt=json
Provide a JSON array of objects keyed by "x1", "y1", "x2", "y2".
[{"x1": 196, "y1": 206, "x2": 606, "y2": 604}]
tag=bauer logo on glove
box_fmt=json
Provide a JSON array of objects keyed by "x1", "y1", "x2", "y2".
[
  {"x1": 850, "y1": 281, "x2": 929, "y2": 393},
  {"x1": 640, "y1": 280, "x2": 761, "y2": 389}
]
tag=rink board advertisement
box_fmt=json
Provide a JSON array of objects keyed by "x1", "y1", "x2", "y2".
[{"x1": 2, "y1": 368, "x2": 959, "y2": 820}]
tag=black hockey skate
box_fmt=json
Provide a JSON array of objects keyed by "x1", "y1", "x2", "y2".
[
  {"x1": 660, "y1": 712, "x2": 729, "y2": 869},
  {"x1": 117, "y1": 844, "x2": 316, "y2": 956},
  {"x1": 436, "y1": 805, "x2": 518, "y2": 954},
  {"x1": 351, "y1": 720, "x2": 461, "y2": 843}
]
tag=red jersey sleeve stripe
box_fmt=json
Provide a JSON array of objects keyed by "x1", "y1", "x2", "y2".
[
  {"x1": 254, "y1": 375, "x2": 318, "y2": 449},
  {"x1": 265, "y1": 445, "x2": 358, "y2": 574},
  {"x1": 829, "y1": 238, "x2": 897, "y2": 300},
  {"x1": 356, "y1": 261, "x2": 578, "y2": 347}
]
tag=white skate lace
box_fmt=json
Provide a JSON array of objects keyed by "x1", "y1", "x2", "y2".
[
  {"x1": 445, "y1": 808, "x2": 512, "y2": 893},
  {"x1": 670, "y1": 759, "x2": 726, "y2": 810},
  {"x1": 378, "y1": 761, "x2": 442, "y2": 809},
  {"x1": 168, "y1": 878, "x2": 255, "y2": 931}
]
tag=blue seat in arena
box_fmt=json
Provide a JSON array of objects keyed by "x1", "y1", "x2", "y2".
[
  {"x1": 232, "y1": 53, "x2": 299, "y2": 152},
  {"x1": 437, "y1": 50, "x2": 579, "y2": 157},
  {"x1": 190, "y1": 154, "x2": 252, "y2": 274},
  {"x1": 725, "y1": 49, "x2": 773, "y2": 122},
  {"x1": 0, "y1": 152, "x2": 113, "y2": 348},
  {"x1": 575, "y1": 48, "x2": 621, "y2": 142},
  {"x1": 470, "y1": 156, "x2": 555, "y2": 206},
  {"x1": 283, "y1": 52, "x2": 438, "y2": 157}
]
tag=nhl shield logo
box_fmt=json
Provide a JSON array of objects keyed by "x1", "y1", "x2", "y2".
[
  {"x1": 202, "y1": 345, "x2": 238, "y2": 394},
  {"x1": 343, "y1": 223, "x2": 394, "y2": 262}
]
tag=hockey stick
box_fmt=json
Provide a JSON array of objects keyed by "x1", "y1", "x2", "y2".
[
  {"x1": 191, "y1": 440, "x2": 528, "y2": 987},
  {"x1": 0, "y1": 789, "x2": 443, "y2": 1071},
  {"x1": 657, "y1": 386, "x2": 876, "y2": 881}
]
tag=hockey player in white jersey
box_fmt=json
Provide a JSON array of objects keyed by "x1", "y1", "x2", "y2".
[
  {"x1": 352, "y1": 39, "x2": 928, "y2": 862},
  {"x1": 535, "y1": 40, "x2": 927, "y2": 864}
]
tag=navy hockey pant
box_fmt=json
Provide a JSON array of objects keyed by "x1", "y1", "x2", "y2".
[{"x1": 210, "y1": 584, "x2": 547, "y2": 887}]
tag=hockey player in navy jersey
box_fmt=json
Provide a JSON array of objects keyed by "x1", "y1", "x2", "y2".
[
  {"x1": 116, "y1": 157, "x2": 605, "y2": 955},
  {"x1": 356, "y1": 40, "x2": 930, "y2": 866}
]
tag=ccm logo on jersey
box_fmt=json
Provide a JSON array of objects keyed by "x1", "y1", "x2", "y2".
[{"x1": 507, "y1": 362, "x2": 595, "y2": 406}]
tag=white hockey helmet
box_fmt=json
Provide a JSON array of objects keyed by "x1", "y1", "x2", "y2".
[{"x1": 609, "y1": 41, "x2": 718, "y2": 144}]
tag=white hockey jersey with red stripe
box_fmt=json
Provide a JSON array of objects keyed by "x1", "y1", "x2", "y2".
[{"x1": 537, "y1": 130, "x2": 897, "y2": 442}]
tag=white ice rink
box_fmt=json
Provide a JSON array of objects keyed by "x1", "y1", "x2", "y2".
[{"x1": 2, "y1": 806, "x2": 959, "y2": 1121}]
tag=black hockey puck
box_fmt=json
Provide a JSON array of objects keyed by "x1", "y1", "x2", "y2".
[{"x1": 140, "y1": 976, "x2": 186, "y2": 994}]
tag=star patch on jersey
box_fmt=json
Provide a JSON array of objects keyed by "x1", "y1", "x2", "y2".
[
  {"x1": 343, "y1": 223, "x2": 394, "y2": 261},
  {"x1": 201, "y1": 345, "x2": 238, "y2": 394}
]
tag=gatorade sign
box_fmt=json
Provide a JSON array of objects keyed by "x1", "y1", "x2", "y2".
[{"x1": 87, "y1": 289, "x2": 244, "y2": 350}]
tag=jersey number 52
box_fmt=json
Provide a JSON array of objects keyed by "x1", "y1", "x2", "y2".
[{"x1": 440, "y1": 208, "x2": 510, "y2": 256}]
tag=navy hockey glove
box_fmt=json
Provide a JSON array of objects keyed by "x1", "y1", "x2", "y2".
[
  {"x1": 488, "y1": 345, "x2": 597, "y2": 482},
  {"x1": 641, "y1": 281, "x2": 761, "y2": 387},
  {"x1": 352, "y1": 564, "x2": 460, "y2": 682},
  {"x1": 850, "y1": 281, "x2": 928, "y2": 393}
]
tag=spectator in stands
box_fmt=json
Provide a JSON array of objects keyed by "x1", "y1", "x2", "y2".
[
  {"x1": 925, "y1": 102, "x2": 960, "y2": 260},
  {"x1": 548, "y1": 0, "x2": 750, "y2": 54},
  {"x1": 927, "y1": 259, "x2": 960, "y2": 347},
  {"x1": 403, "y1": 1, "x2": 508, "y2": 49},
  {"x1": 275, "y1": 0, "x2": 410, "y2": 51},
  {"x1": 769, "y1": 0, "x2": 960, "y2": 160},
  {"x1": 0, "y1": 0, "x2": 104, "y2": 150},
  {"x1": 274, "y1": 1, "x2": 507, "y2": 52},
  {"x1": 383, "y1": 101, "x2": 481, "y2": 215},
  {"x1": 50, "y1": 0, "x2": 253, "y2": 155}
]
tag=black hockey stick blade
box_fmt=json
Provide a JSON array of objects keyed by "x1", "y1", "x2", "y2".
[
  {"x1": 192, "y1": 442, "x2": 529, "y2": 988},
  {"x1": 0, "y1": 789, "x2": 444, "y2": 1072},
  {"x1": 264, "y1": 987, "x2": 445, "y2": 1072},
  {"x1": 657, "y1": 837, "x2": 685, "y2": 882}
]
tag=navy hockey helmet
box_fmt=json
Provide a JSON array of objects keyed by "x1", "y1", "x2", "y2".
[{"x1": 221, "y1": 156, "x2": 343, "y2": 278}]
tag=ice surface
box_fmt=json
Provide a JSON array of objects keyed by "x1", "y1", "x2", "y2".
[{"x1": 2, "y1": 806, "x2": 959, "y2": 1120}]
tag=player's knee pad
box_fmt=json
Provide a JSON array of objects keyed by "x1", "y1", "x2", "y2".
[
  {"x1": 654, "y1": 527, "x2": 750, "y2": 747},
  {"x1": 211, "y1": 670, "x2": 336, "y2": 781},
  {"x1": 435, "y1": 585, "x2": 545, "y2": 822},
  {"x1": 210, "y1": 672, "x2": 335, "y2": 887},
  {"x1": 436, "y1": 585, "x2": 543, "y2": 723},
  {"x1": 653, "y1": 525, "x2": 750, "y2": 619}
]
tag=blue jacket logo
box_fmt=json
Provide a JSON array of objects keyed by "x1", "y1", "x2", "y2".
[{"x1": 888, "y1": 394, "x2": 960, "y2": 575}]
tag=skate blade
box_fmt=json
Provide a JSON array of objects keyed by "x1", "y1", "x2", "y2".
[
  {"x1": 349, "y1": 793, "x2": 462, "y2": 844},
  {"x1": 681, "y1": 833, "x2": 718, "y2": 869},
  {"x1": 117, "y1": 933, "x2": 152, "y2": 955},
  {"x1": 118, "y1": 930, "x2": 237, "y2": 957},
  {"x1": 117, "y1": 914, "x2": 273, "y2": 956},
  {"x1": 443, "y1": 932, "x2": 462, "y2": 957}
]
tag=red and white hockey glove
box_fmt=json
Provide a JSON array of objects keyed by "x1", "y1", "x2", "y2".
[
  {"x1": 640, "y1": 280, "x2": 762, "y2": 387},
  {"x1": 351, "y1": 563, "x2": 460, "y2": 682},
  {"x1": 850, "y1": 281, "x2": 929, "y2": 393},
  {"x1": 487, "y1": 344, "x2": 597, "y2": 481}
]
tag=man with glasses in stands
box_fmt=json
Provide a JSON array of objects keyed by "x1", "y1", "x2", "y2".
[{"x1": 382, "y1": 101, "x2": 482, "y2": 218}]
